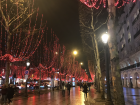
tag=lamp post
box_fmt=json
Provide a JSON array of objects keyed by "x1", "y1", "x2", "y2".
[
  {"x1": 101, "y1": 33, "x2": 113, "y2": 105},
  {"x1": 25, "y1": 61, "x2": 30, "y2": 97}
]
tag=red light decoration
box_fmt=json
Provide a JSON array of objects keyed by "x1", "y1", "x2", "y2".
[{"x1": 80, "y1": 0, "x2": 136, "y2": 9}]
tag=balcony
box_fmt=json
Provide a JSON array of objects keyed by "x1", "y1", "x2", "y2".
[
  {"x1": 124, "y1": 20, "x2": 126, "y2": 24},
  {"x1": 128, "y1": 38, "x2": 131, "y2": 43},
  {"x1": 121, "y1": 44, "x2": 125, "y2": 52},
  {"x1": 132, "y1": 14, "x2": 139, "y2": 25},
  {"x1": 134, "y1": 29, "x2": 140, "y2": 39},
  {"x1": 129, "y1": 3, "x2": 135, "y2": 14},
  {"x1": 120, "y1": 62, "x2": 140, "y2": 71},
  {"x1": 126, "y1": 14, "x2": 128, "y2": 18},
  {"x1": 120, "y1": 37, "x2": 123, "y2": 42},
  {"x1": 127, "y1": 26, "x2": 129, "y2": 30}
]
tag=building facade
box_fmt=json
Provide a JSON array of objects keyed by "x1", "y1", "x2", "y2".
[{"x1": 116, "y1": 1, "x2": 140, "y2": 88}]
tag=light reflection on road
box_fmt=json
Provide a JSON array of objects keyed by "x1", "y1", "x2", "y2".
[{"x1": 12, "y1": 87, "x2": 95, "y2": 105}]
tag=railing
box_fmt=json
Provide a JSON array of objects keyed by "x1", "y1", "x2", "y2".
[
  {"x1": 120, "y1": 62, "x2": 140, "y2": 71},
  {"x1": 134, "y1": 29, "x2": 140, "y2": 39},
  {"x1": 129, "y1": 3, "x2": 135, "y2": 14},
  {"x1": 132, "y1": 14, "x2": 139, "y2": 25}
]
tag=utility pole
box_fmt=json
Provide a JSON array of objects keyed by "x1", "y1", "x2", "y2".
[{"x1": 107, "y1": 0, "x2": 125, "y2": 104}]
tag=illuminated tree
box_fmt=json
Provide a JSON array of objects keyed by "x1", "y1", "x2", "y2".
[{"x1": 0, "y1": 0, "x2": 45, "y2": 85}]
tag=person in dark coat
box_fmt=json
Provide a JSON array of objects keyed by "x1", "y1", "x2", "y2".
[
  {"x1": 7, "y1": 84, "x2": 14, "y2": 105},
  {"x1": 67, "y1": 82, "x2": 71, "y2": 95},
  {"x1": 83, "y1": 83, "x2": 88, "y2": 100},
  {"x1": 62, "y1": 82, "x2": 65, "y2": 97},
  {"x1": 1, "y1": 84, "x2": 8, "y2": 104}
]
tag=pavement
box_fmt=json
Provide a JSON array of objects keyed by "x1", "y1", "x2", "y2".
[
  {"x1": 1, "y1": 86, "x2": 139, "y2": 105},
  {"x1": 5, "y1": 85, "x2": 104, "y2": 105},
  {"x1": 123, "y1": 87, "x2": 140, "y2": 105}
]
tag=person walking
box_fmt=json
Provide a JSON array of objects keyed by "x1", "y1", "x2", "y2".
[
  {"x1": 80, "y1": 82, "x2": 82, "y2": 91},
  {"x1": 7, "y1": 84, "x2": 14, "y2": 105},
  {"x1": 82, "y1": 83, "x2": 88, "y2": 101},
  {"x1": 1, "y1": 84, "x2": 8, "y2": 105},
  {"x1": 87, "y1": 83, "x2": 91, "y2": 91},
  {"x1": 67, "y1": 82, "x2": 71, "y2": 95},
  {"x1": 62, "y1": 82, "x2": 65, "y2": 97}
]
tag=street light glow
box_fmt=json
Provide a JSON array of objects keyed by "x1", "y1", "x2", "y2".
[
  {"x1": 73, "y1": 50, "x2": 78, "y2": 55},
  {"x1": 101, "y1": 33, "x2": 109, "y2": 44},
  {"x1": 55, "y1": 52, "x2": 58, "y2": 54},
  {"x1": 80, "y1": 62, "x2": 83, "y2": 65},
  {"x1": 26, "y1": 61, "x2": 30, "y2": 67}
]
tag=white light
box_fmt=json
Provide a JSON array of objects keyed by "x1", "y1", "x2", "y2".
[
  {"x1": 73, "y1": 51, "x2": 78, "y2": 55},
  {"x1": 130, "y1": 77, "x2": 132, "y2": 78},
  {"x1": 55, "y1": 52, "x2": 58, "y2": 54},
  {"x1": 80, "y1": 62, "x2": 83, "y2": 65},
  {"x1": 102, "y1": 33, "x2": 109, "y2": 43},
  {"x1": 26, "y1": 61, "x2": 30, "y2": 67}
]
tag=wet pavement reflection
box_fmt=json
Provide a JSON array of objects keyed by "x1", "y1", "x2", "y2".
[
  {"x1": 123, "y1": 87, "x2": 140, "y2": 105},
  {"x1": 12, "y1": 87, "x2": 96, "y2": 105}
]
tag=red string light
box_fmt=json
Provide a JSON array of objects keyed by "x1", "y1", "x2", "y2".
[{"x1": 80, "y1": 0, "x2": 136, "y2": 9}]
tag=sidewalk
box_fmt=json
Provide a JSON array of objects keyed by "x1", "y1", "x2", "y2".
[{"x1": 85, "y1": 86, "x2": 106, "y2": 105}]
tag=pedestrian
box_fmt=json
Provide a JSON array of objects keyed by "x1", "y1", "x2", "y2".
[
  {"x1": 82, "y1": 83, "x2": 88, "y2": 100},
  {"x1": 7, "y1": 84, "x2": 14, "y2": 105},
  {"x1": 62, "y1": 82, "x2": 65, "y2": 97},
  {"x1": 87, "y1": 83, "x2": 91, "y2": 91},
  {"x1": 67, "y1": 82, "x2": 71, "y2": 95},
  {"x1": 1, "y1": 84, "x2": 8, "y2": 105},
  {"x1": 80, "y1": 82, "x2": 82, "y2": 90}
]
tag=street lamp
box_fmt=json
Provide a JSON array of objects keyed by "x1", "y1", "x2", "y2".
[
  {"x1": 73, "y1": 50, "x2": 78, "y2": 55},
  {"x1": 25, "y1": 60, "x2": 30, "y2": 97},
  {"x1": 101, "y1": 33, "x2": 113, "y2": 105},
  {"x1": 80, "y1": 62, "x2": 83, "y2": 65}
]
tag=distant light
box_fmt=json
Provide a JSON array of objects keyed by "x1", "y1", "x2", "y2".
[
  {"x1": 26, "y1": 61, "x2": 30, "y2": 67},
  {"x1": 55, "y1": 52, "x2": 58, "y2": 54},
  {"x1": 73, "y1": 50, "x2": 78, "y2": 55}
]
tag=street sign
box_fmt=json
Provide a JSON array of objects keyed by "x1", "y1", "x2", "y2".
[
  {"x1": 25, "y1": 70, "x2": 29, "y2": 75},
  {"x1": 25, "y1": 75, "x2": 28, "y2": 80}
]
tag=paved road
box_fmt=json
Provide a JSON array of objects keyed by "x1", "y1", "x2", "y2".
[
  {"x1": 11, "y1": 86, "x2": 96, "y2": 105},
  {"x1": 123, "y1": 87, "x2": 140, "y2": 105}
]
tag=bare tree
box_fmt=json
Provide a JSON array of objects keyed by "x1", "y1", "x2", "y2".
[
  {"x1": 79, "y1": 2, "x2": 108, "y2": 99},
  {"x1": 0, "y1": 0, "x2": 43, "y2": 85}
]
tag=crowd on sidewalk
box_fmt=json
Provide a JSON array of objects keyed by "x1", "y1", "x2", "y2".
[{"x1": 0, "y1": 84, "x2": 15, "y2": 105}]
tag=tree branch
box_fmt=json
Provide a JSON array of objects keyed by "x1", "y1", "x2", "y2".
[
  {"x1": 80, "y1": 20, "x2": 92, "y2": 29},
  {"x1": 94, "y1": 8, "x2": 103, "y2": 27},
  {"x1": 82, "y1": 39, "x2": 94, "y2": 50},
  {"x1": 94, "y1": 16, "x2": 109, "y2": 32},
  {"x1": 8, "y1": 7, "x2": 28, "y2": 26},
  {"x1": 12, "y1": 10, "x2": 36, "y2": 32}
]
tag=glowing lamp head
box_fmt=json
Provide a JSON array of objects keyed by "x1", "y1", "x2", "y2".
[
  {"x1": 80, "y1": 62, "x2": 83, "y2": 65},
  {"x1": 101, "y1": 33, "x2": 109, "y2": 44},
  {"x1": 55, "y1": 52, "x2": 58, "y2": 54},
  {"x1": 73, "y1": 50, "x2": 78, "y2": 55},
  {"x1": 26, "y1": 61, "x2": 30, "y2": 67}
]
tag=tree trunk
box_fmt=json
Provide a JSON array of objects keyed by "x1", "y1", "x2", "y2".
[
  {"x1": 5, "y1": 31, "x2": 12, "y2": 86},
  {"x1": 38, "y1": 68, "x2": 41, "y2": 94},
  {"x1": 107, "y1": 0, "x2": 125, "y2": 104}
]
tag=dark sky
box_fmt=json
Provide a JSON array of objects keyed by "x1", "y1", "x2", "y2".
[{"x1": 35, "y1": 0, "x2": 88, "y2": 69}]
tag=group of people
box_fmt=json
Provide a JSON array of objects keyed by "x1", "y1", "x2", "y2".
[
  {"x1": 61, "y1": 82, "x2": 71, "y2": 97},
  {"x1": 0, "y1": 84, "x2": 15, "y2": 105}
]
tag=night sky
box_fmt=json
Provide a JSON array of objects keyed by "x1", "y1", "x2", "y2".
[{"x1": 35, "y1": 0, "x2": 88, "y2": 69}]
